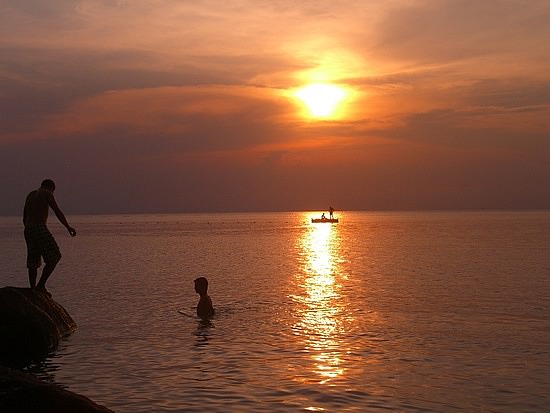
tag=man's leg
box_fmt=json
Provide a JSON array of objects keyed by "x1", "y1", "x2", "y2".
[
  {"x1": 36, "y1": 256, "x2": 60, "y2": 293},
  {"x1": 25, "y1": 232, "x2": 39, "y2": 289},
  {"x1": 36, "y1": 230, "x2": 62, "y2": 294},
  {"x1": 28, "y1": 267, "x2": 38, "y2": 289}
]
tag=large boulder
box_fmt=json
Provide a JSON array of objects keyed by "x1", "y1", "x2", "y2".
[
  {"x1": 0, "y1": 287, "x2": 77, "y2": 368},
  {"x1": 0, "y1": 287, "x2": 114, "y2": 412},
  {"x1": 0, "y1": 365, "x2": 114, "y2": 413}
]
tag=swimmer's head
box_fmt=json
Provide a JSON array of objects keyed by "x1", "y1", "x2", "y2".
[{"x1": 194, "y1": 276, "x2": 209, "y2": 295}]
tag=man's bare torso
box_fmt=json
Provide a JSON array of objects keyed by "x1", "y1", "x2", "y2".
[{"x1": 24, "y1": 189, "x2": 51, "y2": 227}]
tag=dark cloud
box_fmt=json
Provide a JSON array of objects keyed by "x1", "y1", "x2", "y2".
[
  {"x1": 0, "y1": 44, "x2": 294, "y2": 137},
  {"x1": 1, "y1": 0, "x2": 78, "y2": 18},
  {"x1": 460, "y1": 78, "x2": 550, "y2": 109},
  {"x1": 369, "y1": 0, "x2": 550, "y2": 63}
]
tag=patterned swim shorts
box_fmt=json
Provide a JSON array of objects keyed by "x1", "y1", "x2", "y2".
[{"x1": 24, "y1": 224, "x2": 61, "y2": 269}]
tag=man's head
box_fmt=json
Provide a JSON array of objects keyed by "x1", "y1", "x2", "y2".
[
  {"x1": 41, "y1": 179, "x2": 56, "y2": 192},
  {"x1": 194, "y1": 277, "x2": 209, "y2": 295}
]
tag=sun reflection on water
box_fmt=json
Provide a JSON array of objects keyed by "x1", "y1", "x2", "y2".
[{"x1": 290, "y1": 213, "x2": 350, "y2": 384}]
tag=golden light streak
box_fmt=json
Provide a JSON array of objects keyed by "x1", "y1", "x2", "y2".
[{"x1": 290, "y1": 213, "x2": 349, "y2": 384}]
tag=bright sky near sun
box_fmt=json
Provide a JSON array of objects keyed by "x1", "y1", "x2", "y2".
[
  {"x1": 294, "y1": 83, "x2": 347, "y2": 118},
  {"x1": 1, "y1": 1, "x2": 549, "y2": 213}
]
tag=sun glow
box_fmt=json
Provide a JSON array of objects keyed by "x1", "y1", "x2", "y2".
[{"x1": 294, "y1": 83, "x2": 346, "y2": 118}]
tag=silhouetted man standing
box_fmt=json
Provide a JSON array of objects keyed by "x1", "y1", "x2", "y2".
[{"x1": 23, "y1": 179, "x2": 76, "y2": 295}]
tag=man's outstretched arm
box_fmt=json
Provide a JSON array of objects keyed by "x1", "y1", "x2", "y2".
[{"x1": 47, "y1": 193, "x2": 76, "y2": 236}]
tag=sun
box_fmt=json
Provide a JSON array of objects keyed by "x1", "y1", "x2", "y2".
[{"x1": 294, "y1": 83, "x2": 346, "y2": 118}]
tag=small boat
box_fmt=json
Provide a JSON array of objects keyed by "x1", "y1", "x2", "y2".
[{"x1": 311, "y1": 217, "x2": 338, "y2": 223}]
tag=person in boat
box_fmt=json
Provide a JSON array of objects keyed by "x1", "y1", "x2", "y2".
[
  {"x1": 23, "y1": 179, "x2": 76, "y2": 296},
  {"x1": 321, "y1": 213, "x2": 326, "y2": 219},
  {"x1": 329, "y1": 206, "x2": 335, "y2": 219},
  {"x1": 194, "y1": 276, "x2": 215, "y2": 320}
]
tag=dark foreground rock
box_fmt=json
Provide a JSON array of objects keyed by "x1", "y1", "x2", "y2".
[
  {"x1": 1, "y1": 286, "x2": 114, "y2": 412},
  {"x1": 0, "y1": 365, "x2": 114, "y2": 413},
  {"x1": 0, "y1": 287, "x2": 77, "y2": 368}
]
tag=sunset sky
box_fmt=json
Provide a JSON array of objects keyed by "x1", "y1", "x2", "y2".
[{"x1": 1, "y1": 0, "x2": 549, "y2": 214}]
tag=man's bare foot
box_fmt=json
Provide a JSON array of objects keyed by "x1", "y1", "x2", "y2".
[{"x1": 36, "y1": 285, "x2": 52, "y2": 297}]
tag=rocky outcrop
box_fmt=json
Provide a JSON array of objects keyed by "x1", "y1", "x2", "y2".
[
  {"x1": 0, "y1": 365, "x2": 114, "y2": 413},
  {"x1": 0, "y1": 287, "x2": 77, "y2": 368},
  {"x1": 0, "y1": 286, "x2": 114, "y2": 412}
]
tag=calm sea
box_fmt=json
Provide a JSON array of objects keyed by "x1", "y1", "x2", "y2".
[{"x1": 1, "y1": 211, "x2": 549, "y2": 412}]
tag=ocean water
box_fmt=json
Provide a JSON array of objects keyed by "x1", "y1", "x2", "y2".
[{"x1": 1, "y1": 211, "x2": 549, "y2": 412}]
